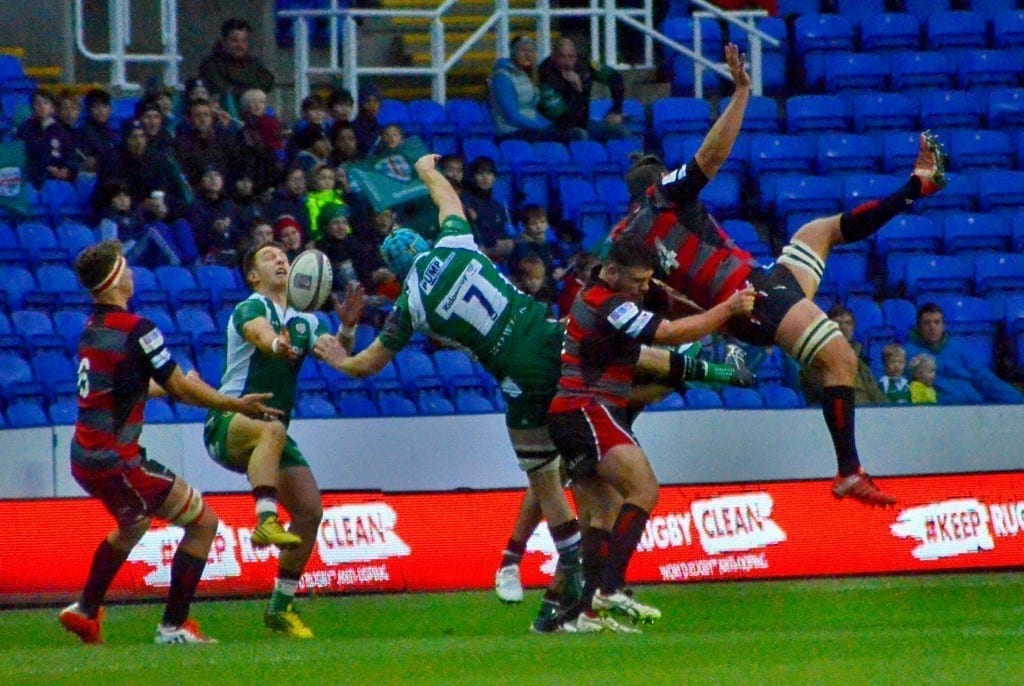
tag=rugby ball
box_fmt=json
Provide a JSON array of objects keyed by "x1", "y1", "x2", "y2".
[{"x1": 287, "y1": 249, "x2": 333, "y2": 312}]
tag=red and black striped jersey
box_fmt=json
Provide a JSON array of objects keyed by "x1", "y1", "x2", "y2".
[
  {"x1": 71, "y1": 305, "x2": 177, "y2": 470},
  {"x1": 611, "y1": 156, "x2": 756, "y2": 309},
  {"x1": 550, "y1": 280, "x2": 662, "y2": 412}
]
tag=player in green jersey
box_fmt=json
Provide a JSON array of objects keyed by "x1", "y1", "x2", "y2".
[{"x1": 204, "y1": 241, "x2": 363, "y2": 639}]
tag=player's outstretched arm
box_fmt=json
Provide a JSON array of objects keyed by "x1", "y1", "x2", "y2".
[
  {"x1": 415, "y1": 153, "x2": 466, "y2": 222},
  {"x1": 694, "y1": 43, "x2": 750, "y2": 181},
  {"x1": 315, "y1": 336, "x2": 396, "y2": 378},
  {"x1": 332, "y1": 281, "x2": 365, "y2": 352},
  {"x1": 652, "y1": 285, "x2": 754, "y2": 346},
  {"x1": 161, "y1": 366, "x2": 282, "y2": 419}
]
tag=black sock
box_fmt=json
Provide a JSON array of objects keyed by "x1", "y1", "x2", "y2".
[
  {"x1": 839, "y1": 179, "x2": 919, "y2": 244},
  {"x1": 80, "y1": 539, "x2": 130, "y2": 618},
  {"x1": 581, "y1": 526, "x2": 610, "y2": 605},
  {"x1": 601, "y1": 504, "x2": 650, "y2": 594},
  {"x1": 162, "y1": 549, "x2": 208, "y2": 628},
  {"x1": 499, "y1": 536, "x2": 527, "y2": 568},
  {"x1": 822, "y1": 385, "x2": 861, "y2": 477}
]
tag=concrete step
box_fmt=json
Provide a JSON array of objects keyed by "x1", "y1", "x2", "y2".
[
  {"x1": 0, "y1": 46, "x2": 26, "y2": 58},
  {"x1": 25, "y1": 65, "x2": 61, "y2": 82}
]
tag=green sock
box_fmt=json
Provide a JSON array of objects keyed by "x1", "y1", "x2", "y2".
[
  {"x1": 268, "y1": 577, "x2": 299, "y2": 612},
  {"x1": 704, "y1": 362, "x2": 738, "y2": 384}
]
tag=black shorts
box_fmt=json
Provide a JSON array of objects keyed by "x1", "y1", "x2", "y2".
[
  {"x1": 725, "y1": 264, "x2": 806, "y2": 346},
  {"x1": 549, "y1": 404, "x2": 638, "y2": 481}
]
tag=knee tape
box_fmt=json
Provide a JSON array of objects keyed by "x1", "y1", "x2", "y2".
[
  {"x1": 167, "y1": 485, "x2": 206, "y2": 527},
  {"x1": 777, "y1": 240, "x2": 825, "y2": 287},
  {"x1": 792, "y1": 315, "x2": 843, "y2": 367},
  {"x1": 516, "y1": 448, "x2": 561, "y2": 474}
]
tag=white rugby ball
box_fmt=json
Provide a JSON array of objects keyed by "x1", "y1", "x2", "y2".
[{"x1": 287, "y1": 249, "x2": 333, "y2": 312}]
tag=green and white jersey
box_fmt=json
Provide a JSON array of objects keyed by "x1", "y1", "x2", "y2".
[
  {"x1": 219, "y1": 293, "x2": 328, "y2": 421},
  {"x1": 379, "y1": 215, "x2": 552, "y2": 379}
]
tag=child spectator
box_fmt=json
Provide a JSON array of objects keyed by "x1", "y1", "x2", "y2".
[
  {"x1": 511, "y1": 254, "x2": 556, "y2": 315},
  {"x1": 351, "y1": 84, "x2": 382, "y2": 156},
  {"x1": 800, "y1": 304, "x2": 888, "y2": 405},
  {"x1": 286, "y1": 94, "x2": 328, "y2": 162},
  {"x1": 95, "y1": 179, "x2": 140, "y2": 242},
  {"x1": 556, "y1": 250, "x2": 599, "y2": 317},
  {"x1": 330, "y1": 122, "x2": 361, "y2": 165},
  {"x1": 371, "y1": 123, "x2": 405, "y2": 156},
  {"x1": 136, "y1": 98, "x2": 174, "y2": 154},
  {"x1": 908, "y1": 353, "x2": 938, "y2": 405},
  {"x1": 438, "y1": 154, "x2": 465, "y2": 191},
  {"x1": 268, "y1": 166, "x2": 311, "y2": 239},
  {"x1": 232, "y1": 175, "x2": 268, "y2": 231},
  {"x1": 292, "y1": 124, "x2": 331, "y2": 175},
  {"x1": 879, "y1": 343, "x2": 911, "y2": 404},
  {"x1": 305, "y1": 163, "x2": 346, "y2": 242},
  {"x1": 56, "y1": 91, "x2": 82, "y2": 134},
  {"x1": 243, "y1": 217, "x2": 274, "y2": 253},
  {"x1": 326, "y1": 87, "x2": 354, "y2": 133},
  {"x1": 461, "y1": 156, "x2": 514, "y2": 264},
  {"x1": 240, "y1": 88, "x2": 283, "y2": 153},
  {"x1": 273, "y1": 215, "x2": 306, "y2": 262},
  {"x1": 17, "y1": 89, "x2": 77, "y2": 187},
  {"x1": 77, "y1": 88, "x2": 117, "y2": 174},
  {"x1": 509, "y1": 204, "x2": 567, "y2": 281},
  {"x1": 189, "y1": 165, "x2": 244, "y2": 266},
  {"x1": 314, "y1": 202, "x2": 359, "y2": 291}
]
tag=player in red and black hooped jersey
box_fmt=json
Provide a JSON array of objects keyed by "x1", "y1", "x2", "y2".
[
  {"x1": 59, "y1": 240, "x2": 279, "y2": 646},
  {"x1": 547, "y1": 235, "x2": 753, "y2": 629},
  {"x1": 607, "y1": 44, "x2": 947, "y2": 508}
]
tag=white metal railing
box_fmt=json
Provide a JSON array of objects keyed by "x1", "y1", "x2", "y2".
[
  {"x1": 73, "y1": 0, "x2": 182, "y2": 91},
  {"x1": 279, "y1": 0, "x2": 779, "y2": 112}
]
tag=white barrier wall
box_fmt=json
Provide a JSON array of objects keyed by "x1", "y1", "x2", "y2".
[{"x1": 3, "y1": 404, "x2": 1022, "y2": 499}]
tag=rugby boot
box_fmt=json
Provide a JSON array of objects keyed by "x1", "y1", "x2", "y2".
[
  {"x1": 913, "y1": 131, "x2": 947, "y2": 197},
  {"x1": 832, "y1": 469, "x2": 897, "y2": 507},
  {"x1": 494, "y1": 564, "x2": 524, "y2": 603},
  {"x1": 59, "y1": 603, "x2": 104, "y2": 644},
  {"x1": 592, "y1": 588, "x2": 662, "y2": 625},
  {"x1": 155, "y1": 618, "x2": 218, "y2": 644},
  {"x1": 264, "y1": 603, "x2": 314, "y2": 639},
  {"x1": 251, "y1": 514, "x2": 302, "y2": 549}
]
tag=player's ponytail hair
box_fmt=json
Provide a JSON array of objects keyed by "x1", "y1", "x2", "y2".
[
  {"x1": 625, "y1": 152, "x2": 666, "y2": 202},
  {"x1": 74, "y1": 240, "x2": 124, "y2": 292}
]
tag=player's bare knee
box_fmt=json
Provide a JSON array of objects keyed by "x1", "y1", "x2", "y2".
[
  {"x1": 258, "y1": 418, "x2": 287, "y2": 448},
  {"x1": 113, "y1": 518, "x2": 150, "y2": 549}
]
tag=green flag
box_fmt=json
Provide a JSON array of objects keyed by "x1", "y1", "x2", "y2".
[
  {"x1": 344, "y1": 136, "x2": 431, "y2": 213},
  {"x1": 0, "y1": 141, "x2": 30, "y2": 218}
]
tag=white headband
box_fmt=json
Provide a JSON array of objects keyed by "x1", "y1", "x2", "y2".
[{"x1": 91, "y1": 255, "x2": 126, "y2": 296}]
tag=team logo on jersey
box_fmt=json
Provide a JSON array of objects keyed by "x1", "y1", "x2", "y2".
[
  {"x1": 421, "y1": 254, "x2": 453, "y2": 295},
  {"x1": 139, "y1": 328, "x2": 165, "y2": 354},
  {"x1": 374, "y1": 154, "x2": 413, "y2": 182},
  {"x1": 294, "y1": 321, "x2": 307, "y2": 335}
]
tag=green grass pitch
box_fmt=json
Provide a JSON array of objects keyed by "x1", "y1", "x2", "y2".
[{"x1": 2, "y1": 572, "x2": 1023, "y2": 686}]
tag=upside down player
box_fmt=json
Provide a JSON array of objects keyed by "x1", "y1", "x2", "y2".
[
  {"x1": 549, "y1": 235, "x2": 755, "y2": 631},
  {"x1": 59, "y1": 240, "x2": 281, "y2": 645},
  {"x1": 611, "y1": 43, "x2": 947, "y2": 506}
]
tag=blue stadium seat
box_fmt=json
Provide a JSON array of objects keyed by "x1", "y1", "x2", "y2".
[
  {"x1": 721, "y1": 386, "x2": 763, "y2": 409},
  {"x1": 889, "y1": 52, "x2": 954, "y2": 91},
  {"x1": 34, "y1": 264, "x2": 87, "y2": 311},
  {"x1": 957, "y1": 50, "x2": 1024, "y2": 91},
  {"x1": 842, "y1": 173, "x2": 904, "y2": 210},
  {"x1": 684, "y1": 387, "x2": 722, "y2": 409},
  {"x1": 351, "y1": 323, "x2": 377, "y2": 354},
  {"x1": 31, "y1": 350, "x2": 75, "y2": 392},
  {"x1": 719, "y1": 95, "x2": 780, "y2": 133},
  {"x1": 295, "y1": 394, "x2": 337, "y2": 419},
  {"x1": 0, "y1": 352, "x2": 33, "y2": 400},
  {"x1": 1013, "y1": 214, "x2": 1024, "y2": 252},
  {"x1": 942, "y1": 213, "x2": 1011, "y2": 254},
  {"x1": 408, "y1": 99, "x2": 449, "y2": 135},
  {"x1": 824, "y1": 52, "x2": 889, "y2": 93},
  {"x1": 916, "y1": 173, "x2": 977, "y2": 215},
  {"x1": 590, "y1": 98, "x2": 644, "y2": 138},
  {"x1": 337, "y1": 394, "x2": 379, "y2": 418},
  {"x1": 595, "y1": 176, "x2": 631, "y2": 218},
  {"x1": 604, "y1": 136, "x2": 645, "y2": 173},
  {"x1": 40, "y1": 180, "x2": 85, "y2": 222},
  {"x1": 453, "y1": 389, "x2": 496, "y2": 414},
  {"x1": 749, "y1": 134, "x2": 816, "y2": 176},
  {"x1": 154, "y1": 265, "x2": 210, "y2": 309},
  {"x1": 859, "y1": 13, "x2": 922, "y2": 52},
  {"x1": 174, "y1": 308, "x2": 217, "y2": 349},
  {"x1": 835, "y1": 0, "x2": 885, "y2": 28},
  {"x1": 964, "y1": 0, "x2": 1016, "y2": 19},
  {"x1": 6, "y1": 398, "x2": 48, "y2": 428},
  {"x1": 144, "y1": 398, "x2": 176, "y2": 423},
  {"x1": 816, "y1": 133, "x2": 882, "y2": 175},
  {"x1": 904, "y1": 255, "x2": 973, "y2": 299},
  {"x1": 822, "y1": 253, "x2": 871, "y2": 300},
  {"x1": 794, "y1": 14, "x2": 855, "y2": 55},
  {"x1": 919, "y1": 90, "x2": 985, "y2": 130},
  {"x1": 882, "y1": 298, "x2": 918, "y2": 341},
  {"x1": 17, "y1": 221, "x2": 66, "y2": 266},
  {"x1": 852, "y1": 92, "x2": 918, "y2": 133},
  {"x1": 394, "y1": 349, "x2": 441, "y2": 394},
  {"x1": 10, "y1": 309, "x2": 61, "y2": 352},
  {"x1": 722, "y1": 219, "x2": 771, "y2": 260},
  {"x1": 445, "y1": 99, "x2": 492, "y2": 139},
  {"x1": 377, "y1": 393, "x2": 417, "y2": 417},
  {"x1": 927, "y1": 11, "x2": 987, "y2": 50},
  {"x1": 949, "y1": 130, "x2": 1014, "y2": 172},
  {"x1": 172, "y1": 402, "x2": 206, "y2": 422},
  {"x1": 778, "y1": 0, "x2": 821, "y2": 16},
  {"x1": 774, "y1": 175, "x2": 842, "y2": 219},
  {"x1": 877, "y1": 214, "x2": 943, "y2": 255},
  {"x1": 992, "y1": 10, "x2": 1024, "y2": 49},
  {"x1": 415, "y1": 391, "x2": 455, "y2": 416},
  {"x1": 987, "y1": 88, "x2": 1024, "y2": 129},
  {"x1": 646, "y1": 392, "x2": 685, "y2": 411},
  {"x1": 664, "y1": 132, "x2": 748, "y2": 177},
  {"x1": 651, "y1": 97, "x2": 711, "y2": 139},
  {"x1": 196, "y1": 348, "x2": 225, "y2": 385},
  {"x1": 698, "y1": 173, "x2": 742, "y2": 217},
  {"x1": 664, "y1": 24, "x2": 724, "y2": 95},
  {"x1": 138, "y1": 306, "x2": 177, "y2": 335},
  {"x1": 661, "y1": 16, "x2": 723, "y2": 54},
  {"x1": 881, "y1": 131, "x2": 925, "y2": 174},
  {"x1": 976, "y1": 170, "x2": 1024, "y2": 213},
  {"x1": 376, "y1": 98, "x2": 411, "y2": 129},
  {"x1": 0, "y1": 220, "x2": 27, "y2": 265},
  {"x1": 926, "y1": 296, "x2": 995, "y2": 350},
  {"x1": 55, "y1": 220, "x2": 96, "y2": 259},
  {"x1": 786, "y1": 95, "x2": 852, "y2": 134},
  {"x1": 1004, "y1": 294, "x2": 1024, "y2": 336},
  {"x1": 761, "y1": 385, "x2": 804, "y2": 408},
  {"x1": 128, "y1": 266, "x2": 169, "y2": 310},
  {"x1": 845, "y1": 297, "x2": 885, "y2": 342},
  {"x1": 48, "y1": 396, "x2": 78, "y2": 425},
  {"x1": 557, "y1": 177, "x2": 606, "y2": 241},
  {"x1": 461, "y1": 137, "x2": 502, "y2": 167},
  {"x1": 975, "y1": 253, "x2": 1024, "y2": 298},
  {"x1": 194, "y1": 264, "x2": 245, "y2": 311}
]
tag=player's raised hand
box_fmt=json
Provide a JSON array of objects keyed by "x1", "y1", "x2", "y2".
[
  {"x1": 414, "y1": 153, "x2": 442, "y2": 178},
  {"x1": 724, "y1": 43, "x2": 750, "y2": 90},
  {"x1": 727, "y1": 284, "x2": 756, "y2": 316},
  {"x1": 333, "y1": 281, "x2": 365, "y2": 330},
  {"x1": 314, "y1": 335, "x2": 348, "y2": 367},
  {"x1": 235, "y1": 392, "x2": 283, "y2": 421}
]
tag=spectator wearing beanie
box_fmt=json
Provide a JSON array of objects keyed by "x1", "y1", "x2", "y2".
[
  {"x1": 273, "y1": 214, "x2": 306, "y2": 262},
  {"x1": 315, "y1": 202, "x2": 359, "y2": 291}
]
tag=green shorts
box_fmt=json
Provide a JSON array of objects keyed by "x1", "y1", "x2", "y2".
[
  {"x1": 500, "y1": 319, "x2": 563, "y2": 431},
  {"x1": 203, "y1": 410, "x2": 310, "y2": 474}
]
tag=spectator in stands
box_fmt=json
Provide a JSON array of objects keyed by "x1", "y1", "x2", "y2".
[
  {"x1": 240, "y1": 88, "x2": 284, "y2": 154},
  {"x1": 143, "y1": 81, "x2": 178, "y2": 133},
  {"x1": 904, "y1": 302, "x2": 1024, "y2": 405},
  {"x1": 77, "y1": 88, "x2": 117, "y2": 174},
  {"x1": 232, "y1": 175, "x2": 268, "y2": 232},
  {"x1": 136, "y1": 98, "x2": 175, "y2": 154},
  {"x1": 538, "y1": 37, "x2": 629, "y2": 142},
  {"x1": 273, "y1": 214, "x2": 306, "y2": 262},
  {"x1": 878, "y1": 343, "x2": 911, "y2": 404},
  {"x1": 55, "y1": 91, "x2": 82, "y2": 135},
  {"x1": 305, "y1": 163, "x2": 346, "y2": 242},
  {"x1": 315, "y1": 202, "x2": 359, "y2": 291},
  {"x1": 243, "y1": 216, "x2": 275, "y2": 253},
  {"x1": 286, "y1": 94, "x2": 329, "y2": 161},
  {"x1": 198, "y1": 17, "x2": 276, "y2": 113},
  {"x1": 326, "y1": 87, "x2": 354, "y2": 134},
  {"x1": 17, "y1": 89, "x2": 77, "y2": 188},
  {"x1": 460, "y1": 156, "x2": 514, "y2": 264},
  {"x1": 95, "y1": 178, "x2": 140, "y2": 242},
  {"x1": 174, "y1": 97, "x2": 237, "y2": 189},
  {"x1": 370, "y1": 123, "x2": 406, "y2": 157},
  {"x1": 908, "y1": 353, "x2": 938, "y2": 405},
  {"x1": 134, "y1": 188, "x2": 199, "y2": 268},
  {"x1": 490, "y1": 35, "x2": 584, "y2": 142},
  {"x1": 268, "y1": 166, "x2": 312, "y2": 239},
  {"x1": 557, "y1": 250, "x2": 600, "y2": 317},
  {"x1": 350, "y1": 208, "x2": 400, "y2": 303},
  {"x1": 330, "y1": 121, "x2": 361, "y2": 165},
  {"x1": 292, "y1": 125, "x2": 332, "y2": 175},
  {"x1": 800, "y1": 304, "x2": 888, "y2": 405},
  {"x1": 510, "y1": 254, "x2": 556, "y2": 316},
  {"x1": 438, "y1": 154, "x2": 464, "y2": 191},
  {"x1": 510, "y1": 204, "x2": 567, "y2": 282},
  {"x1": 189, "y1": 164, "x2": 244, "y2": 266},
  {"x1": 92, "y1": 119, "x2": 187, "y2": 222},
  {"x1": 235, "y1": 96, "x2": 283, "y2": 196},
  {"x1": 351, "y1": 84, "x2": 383, "y2": 156}
]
